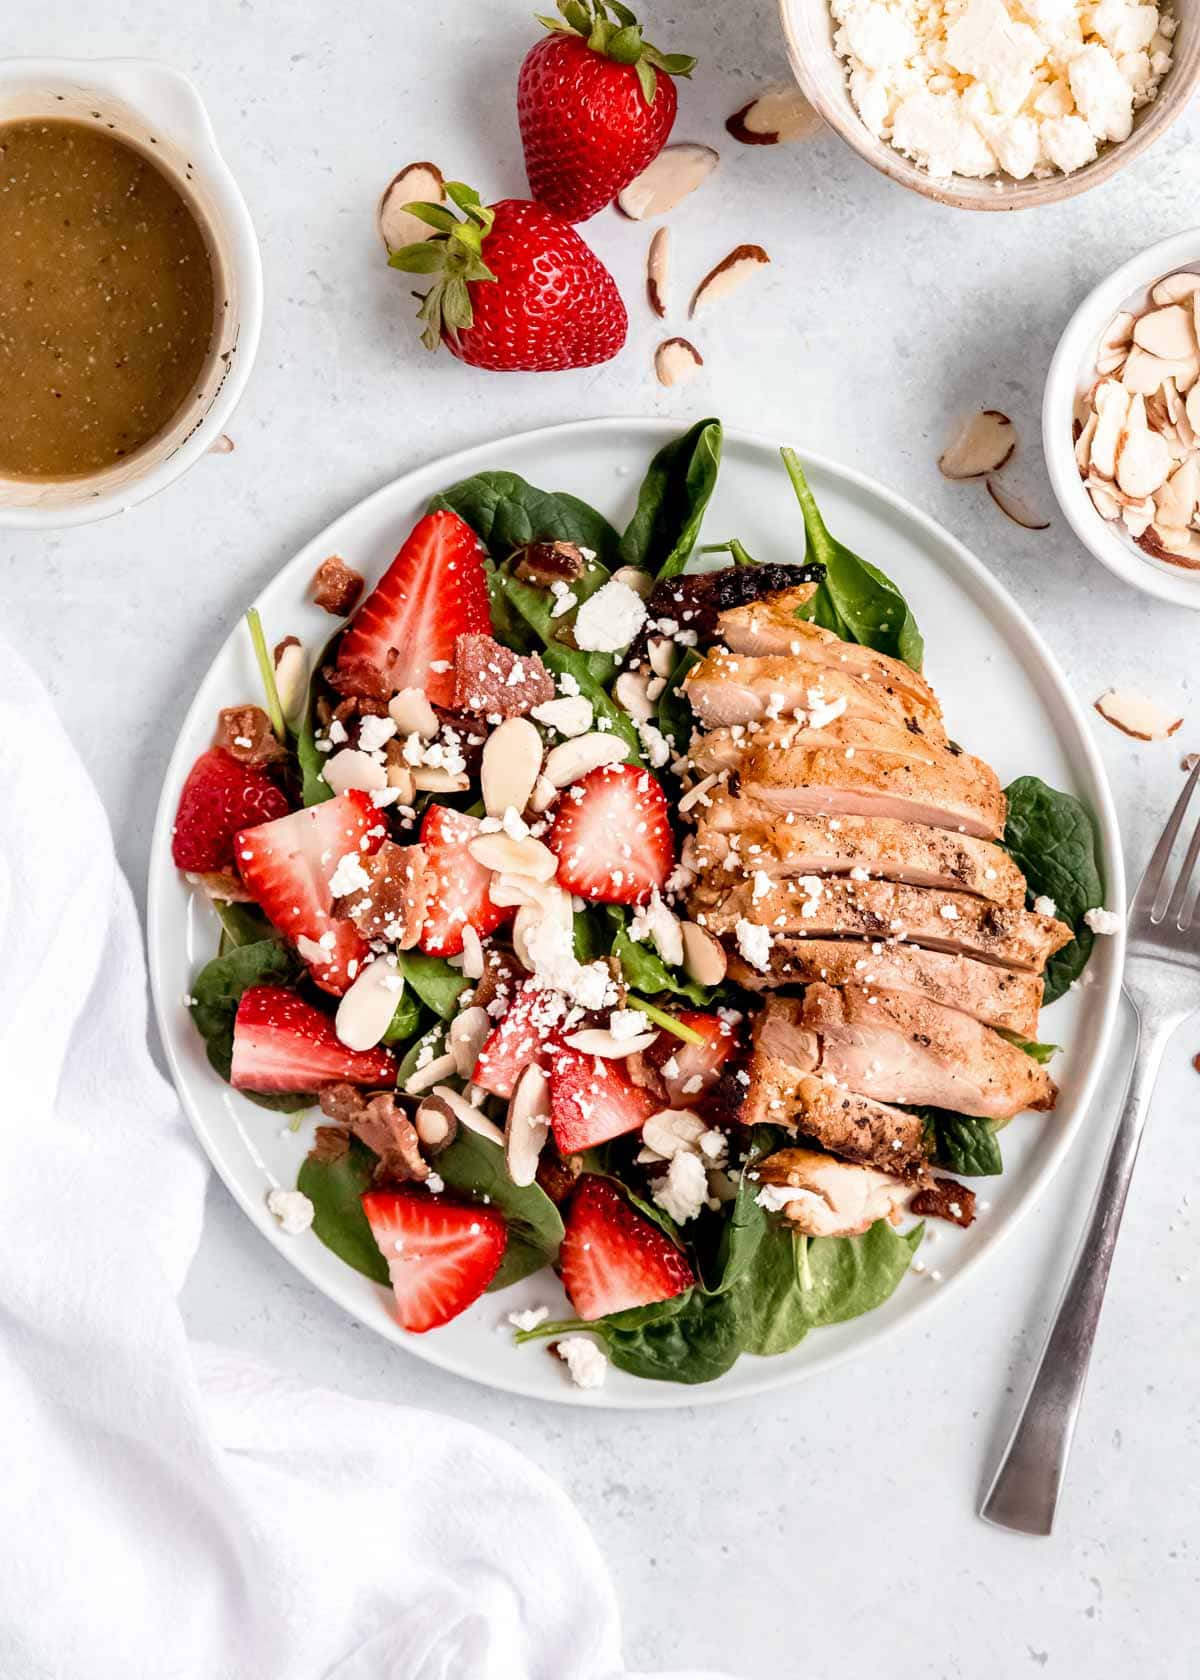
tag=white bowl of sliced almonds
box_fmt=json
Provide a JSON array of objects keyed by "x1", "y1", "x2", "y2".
[{"x1": 1045, "y1": 227, "x2": 1200, "y2": 608}]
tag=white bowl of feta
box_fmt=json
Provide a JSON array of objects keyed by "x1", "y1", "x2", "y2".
[
  {"x1": 1044, "y1": 225, "x2": 1200, "y2": 608},
  {"x1": 778, "y1": 0, "x2": 1198, "y2": 210}
]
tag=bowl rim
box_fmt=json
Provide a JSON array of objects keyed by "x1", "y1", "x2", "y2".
[
  {"x1": 1042, "y1": 224, "x2": 1200, "y2": 610},
  {"x1": 776, "y1": 0, "x2": 1199, "y2": 212},
  {"x1": 0, "y1": 57, "x2": 262, "y2": 531}
]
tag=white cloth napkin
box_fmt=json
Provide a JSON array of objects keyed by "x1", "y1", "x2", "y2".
[{"x1": 0, "y1": 639, "x2": 733, "y2": 1680}]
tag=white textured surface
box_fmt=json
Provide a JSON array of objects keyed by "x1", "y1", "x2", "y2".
[{"x1": 2, "y1": 2, "x2": 1198, "y2": 1674}]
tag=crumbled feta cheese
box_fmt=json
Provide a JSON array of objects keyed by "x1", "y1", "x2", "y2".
[
  {"x1": 266, "y1": 1188, "x2": 314, "y2": 1235},
  {"x1": 507, "y1": 1305, "x2": 550, "y2": 1332},
  {"x1": 572, "y1": 579, "x2": 648, "y2": 653},
  {"x1": 831, "y1": 0, "x2": 1174, "y2": 182},
  {"x1": 328, "y1": 851, "x2": 372, "y2": 898},
  {"x1": 734, "y1": 917, "x2": 772, "y2": 971},
  {"x1": 357, "y1": 714, "x2": 397, "y2": 754},
  {"x1": 532, "y1": 695, "x2": 594, "y2": 737},
  {"x1": 1084, "y1": 906, "x2": 1121, "y2": 934},
  {"x1": 609, "y1": 1007, "x2": 650, "y2": 1041},
  {"x1": 1033, "y1": 894, "x2": 1057, "y2": 918},
  {"x1": 556, "y1": 1335, "x2": 607, "y2": 1389},
  {"x1": 652, "y1": 1150, "x2": 709, "y2": 1224},
  {"x1": 755, "y1": 1182, "x2": 801, "y2": 1214}
]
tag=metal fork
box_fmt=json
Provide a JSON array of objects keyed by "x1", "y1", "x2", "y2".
[{"x1": 980, "y1": 761, "x2": 1200, "y2": 1535}]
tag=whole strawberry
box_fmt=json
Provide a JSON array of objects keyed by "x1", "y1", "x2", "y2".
[
  {"x1": 518, "y1": 0, "x2": 695, "y2": 222},
  {"x1": 388, "y1": 182, "x2": 626, "y2": 372}
]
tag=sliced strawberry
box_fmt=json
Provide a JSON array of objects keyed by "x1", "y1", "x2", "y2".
[
  {"x1": 230, "y1": 985, "x2": 397, "y2": 1093},
  {"x1": 472, "y1": 982, "x2": 569, "y2": 1098},
  {"x1": 647, "y1": 1011, "x2": 741, "y2": 1110},
  {"x1": 172, "y1": 747, "x2": 289, "y2": 873},
  {"x1": 235, "y1": 791, "x2": 384, "y2": 994},
  {"x1": 418, "y1": 804, "x2": 513, "y2": 958},
  {"x1": 559, "y1": 1175, "x2": 694, "y2": 1321},
  {"x1": 547, "y1": 762, "x2": 674, "y2": 906},
  {"x1": 336, "y1": 510, "x2": 491, "y2": 707},
  {"x1": 361, "y1": 1188, "x2": 508, "y2": 1332},
  {"x1": 549, "y1": 1047, "x2": 659, "y2": 1154}
]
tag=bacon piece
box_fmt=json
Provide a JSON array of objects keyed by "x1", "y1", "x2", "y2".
[
  {"x1": 317, "y1": 1084, "x2": 427, "y2": 1182},
  {"x1": 323, "y1": 657, "x2": 395, "y2": 703},
  {"x1": 215, "y1": 704, "x2": 287, "y2": 767},
  {"x1": 453, "y1": 633, "x2": 555, "y2": 718},
  {"x1": 332, "y1": 840, "x2": 430, "y2": 947},
  {"x1": 910, "y1": 1178, "x2": 977, "y2": 1227},
  {"x1": 513, "y1": 540, "x2": 585, "y2": 586},
  {"x1": 313, "y1": 554, "x2": 364, "y2": 616}
]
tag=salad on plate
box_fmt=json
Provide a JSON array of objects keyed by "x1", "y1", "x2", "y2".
[{"x1": 170, "y1": 420, "x2": 1106, "y2": 1387}]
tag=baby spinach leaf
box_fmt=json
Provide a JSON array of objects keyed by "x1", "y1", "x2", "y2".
[
  {"x1": 495, "y1": 562, "x2": 618, "y2": 685},
  {"x1": 655, "y1": 647, "x2": 701, "y2": 757},
  {"x1": 792, "y1": 1220, "x2": 924, "y2": 1328},
  {"x1": 1003, "y1": 775, "x2": 1104, "y2": 1004},
  {"x1": 781, "y1": 449, "x2": 925, "y2": 670},
  {"x1": 540, "y1": 645, "x2": 642, "y2": 760},
  {"x1": 919, "y1": 1108, "x2": 1004, "y2": 1176},
  {"x1": 524, "y1": 1287, "x2": 745, "y2": 1385},
  {"x1": 214, "y1": 900, "x2": 273, "y2": 951},
  {"x1": 382, "y1": 986, "x2": 423, "y2": 1044},
  {"x1": 618, "y1": 418, "x2": 722, "y2": 582},
  {"x1": 997, "y1": 1029, "x2": 1059, "y2": 1064},
  {"x1": 427, "y1": 470, "x2": 621, "y2": 567},
  {"x1": 189, "y1": 937, "x2": 303, "y2": 1087},
  {"x1": 297, "y1": 1141, "x2": 390, "y2": 1285},
  {"x1": 483, "y1": 555, "x2": 538, "y2": 654},
  {"x1": 434, "y1": 1127, "x2": 565, "y2": 1290},
  {"x1": 394, "y1": 1023, "x2": 447, "y2": 1089},
  {"x1": 397, "y1": 950, "x2": 470, "y2": 1019},
  {"x1": 295, "y1": 634, "x2": 340, "y2": 807}
]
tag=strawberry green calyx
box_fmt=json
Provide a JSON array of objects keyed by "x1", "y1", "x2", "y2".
[
  {"x1": 535, "y1": 0, "x2": 695, "y2": 103},
  {"x1": 387, "y1": 182, "x2": 498, "y2": 352}
]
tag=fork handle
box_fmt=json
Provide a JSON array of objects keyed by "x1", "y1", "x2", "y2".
[{"x1": 979, "y1": 1002, "x2": 1171, "y2": 1536}]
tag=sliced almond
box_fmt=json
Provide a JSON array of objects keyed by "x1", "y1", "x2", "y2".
[
  {"x1": 1095, "y1": 687, "x2": 1183, "y2": 741},
  {"x1": 680, "y1": 920, "x2": 727, "y2": 986},
  {"x1": 647, "y1": 227, "x2": 669, "y2": 319},
  {"x1": 986, "y1": 479, "x2": 1050, "y2": 531},
  {"x1": 611, "y1": 566, "x2": 653, "y2": 599},
  {"x1": 460, "y1": 924, "x2": 484, "y2": 981},
  {"x1": 639, "y1": 894, "x2": 683, "y2": 967},
  {"x1": 1121, "y1": 345, "x2": 1171, "y2": 396},
  {"x1": 1152, "y1": 271, "x2": 1200, "y2": 307},
  {"x1": 209, "y1": 432, "x2": 236, "y2": 455},
  {"x1": 410, "y1": 765, "x2": 470, "y2": 793},
  {"x1": 1133, "y1": 303, "x2": 1197, "y2": 360},
  {"x1": 1119, "y1": 497, "x2": 1155, "y2": 539},
  {"x1": 1184, "y1": 381, "x2": 1200, "y2": 439},
  {"x1": 542, "y1": 732, "x2": 627, "y2": 788},
  {"x1": 414, "y1": 1094, "x2": 458, "y2": 1152},
  {"x1": 428, "y1": 1084, "x2": 506, "y2": 1146},
  {"x1": 468, "y1": 832, "x2": 558, "y2": 881},
  {"x1": 1138, "y1": 524, "x2": 1200, "y2": 567},
  {"x1": 1162, "y1": 376, "x2": 1182, "y2": 425},
  {"x1": 505, "y1": 1064, "x2": 551, "y2": 1188},
  {"x1": 726, "y1": 85, "x2": 823, "y2": 145},
  {"x1": 614, "y1": 669, "x2": 656, "y2": 721},
  {"x1": 389, "y1": 687, "x2": 439, "y2": 739},
  {"x1": 481, "y1": 716, "x2": 542, "y2": 817},
  {"x1": 1152, "y1": 455, "x2": 1200, "y2": 528},
  {"x1": 615, "y1": 142, "x2": 719, "y2": 220},
  {"x1": 377, "y1": 161, "x2": 446, "y2": 255},
  {"x1": 648, "y1": 636, "x2": 677, "y2": 679},
  {"x1": 563, "y1": 1027, "x2": 659, "y2": 1058},
  {"x1": 1088, "y1": 480, "x2": 1121, "y2": 520},
  {"x1": 404, "y1": 1049, "x2": 459, "y2": 1095},
  {"x1": 448, "y1": 1004, "x2": 490, "y2": 1080},
  {"x1": 335, "y1": 959, "x2": 403, "y2": 1052},
  {"x1": 1096, "y1": 309, "x2": 1134, "y2": 374},
  {"x1": 273, "y1": 638, "x2": 308, "y2": 728},
  {"x1": 1115, "y1": 395, "x2": 1172, "y2": 499},
  {"x1": 529, "y1": 774, "x2": 558, "y2": 814},
  {"x1": 655, "y1": 336, "x2": 703, "y2": 387},
  {"x1": 323, "y1": 747, "x2": 388, "y2": 796},
  {"x1": 689, "y1": 245, "x2": 770, "y2": 318},
  {"x1": 938, "y1": 410, "x2": 1016, "y2": 479},
  {"x1": 1074, "y1": 411, "x2": 1098, "y2": 476},
  {"x1": 386, "y1": 761, "x2": 415, "y2": 802},
  {"x1": 1089, "y1": 380, "x2": 1130, "y2": 478},
  {"x1": 530, "y1": 695, "x2": 593, "y2": 737}
]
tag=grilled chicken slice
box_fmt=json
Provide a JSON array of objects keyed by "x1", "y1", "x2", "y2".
[
  {"x1": 691, "y1": 877, "x2": 1072, "y2": 974},
  {"x1": 687, "y1": 803, "x2": 1025, "y2": 908},
  {"x1": 773, "y1": 1071, "x2": 929, "y2": 1176},
  {"x1": 752, "y1": 1147, "x2": 910, "y2": 1237},
  {"x1": 682, "y1": 647, "x2": 947, "y2": 744},
  {"x1": 686, "y1": 719, "x2": 1005, "y2": 839},
  {"x1": 802, "y1": 983, "x2": 1056, "y2": 1119},
  {"x1": 717, "y1": 589, "x2": 941, "y2": 719},
  {"x1": 727, "y1": 937, "x2": 1044, "y2": 1036}
]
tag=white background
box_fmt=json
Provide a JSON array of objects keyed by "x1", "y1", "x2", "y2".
[{"x1": 2, "y1": 2, "x2": 1198, "y2": 1674}]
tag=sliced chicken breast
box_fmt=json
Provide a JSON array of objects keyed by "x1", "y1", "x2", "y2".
[
  {"x1": 717, "y1": 590, "x2": 942, "y2": 720},
  {"x1": 751, "y1": 1146, "x2": 910, "y2": 1237},
  {"x1": 691, "y1": 877, "x2": 1072, "y2": 974},
  {"x1": 802, "y1": 983, "x2": 1056, "y2": 1119},
  {"x1": 727, "y1": 937, "x2": 1044, "y2": 1036},
  {"x1": 682, "y1": 647, "x2": 947, "y2": 743},
  {"x1": 774, "y1": 1072, "x2": 929, "y2": 1177},
  {"x1": 686, "y1": 803, "x2": 1025, "y2": 908},
  {"x1": 686, "y1": 721, "x2": 1005, "y2": 839}
]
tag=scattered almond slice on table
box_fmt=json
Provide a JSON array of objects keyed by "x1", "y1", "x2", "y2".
[
  {"x1": 615, "y1": 143, "x2": 718, "y2": 220},
  {"x1": 725, "y1": 86, "x2": 823, "y2": 145},
  {"x1": 938, "y1": 411, "x2": 1015, "y2": 479},
  {"x1": 689, "y1": 245, "x2": 770, "y2": 318},
  {"x1": 376, "y1": 161, "x2": 446, "y2": 255},
  {"x1": 986, "y1": 479, "x2": 1050, "y2": 531},
  {"x1": 646, "y1": 227, "x2": 669, "y2": 318},
  {"x1": 655, "y1": 336, "x2": 703, "y2": 387},
  {"x1": 1095, "y1": 687, "x2": 1183, "y2": 741}
]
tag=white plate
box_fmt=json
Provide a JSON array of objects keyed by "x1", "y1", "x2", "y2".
[{"x1": 148, "y1": 417, "x2": 1125, "y2": 1409}]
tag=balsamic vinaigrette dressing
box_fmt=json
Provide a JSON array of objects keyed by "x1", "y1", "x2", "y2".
[{"x1": 0, "y1": 118, "x2": 215, "y2": 479}]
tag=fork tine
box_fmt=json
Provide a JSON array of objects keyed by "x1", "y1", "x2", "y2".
[
  {"x1": 1165, "y1": 810, "x2": 1200, "y2": 927},
  {"x1": 1144, "y1": 759, "x2": 1200, "y2": 921}
]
